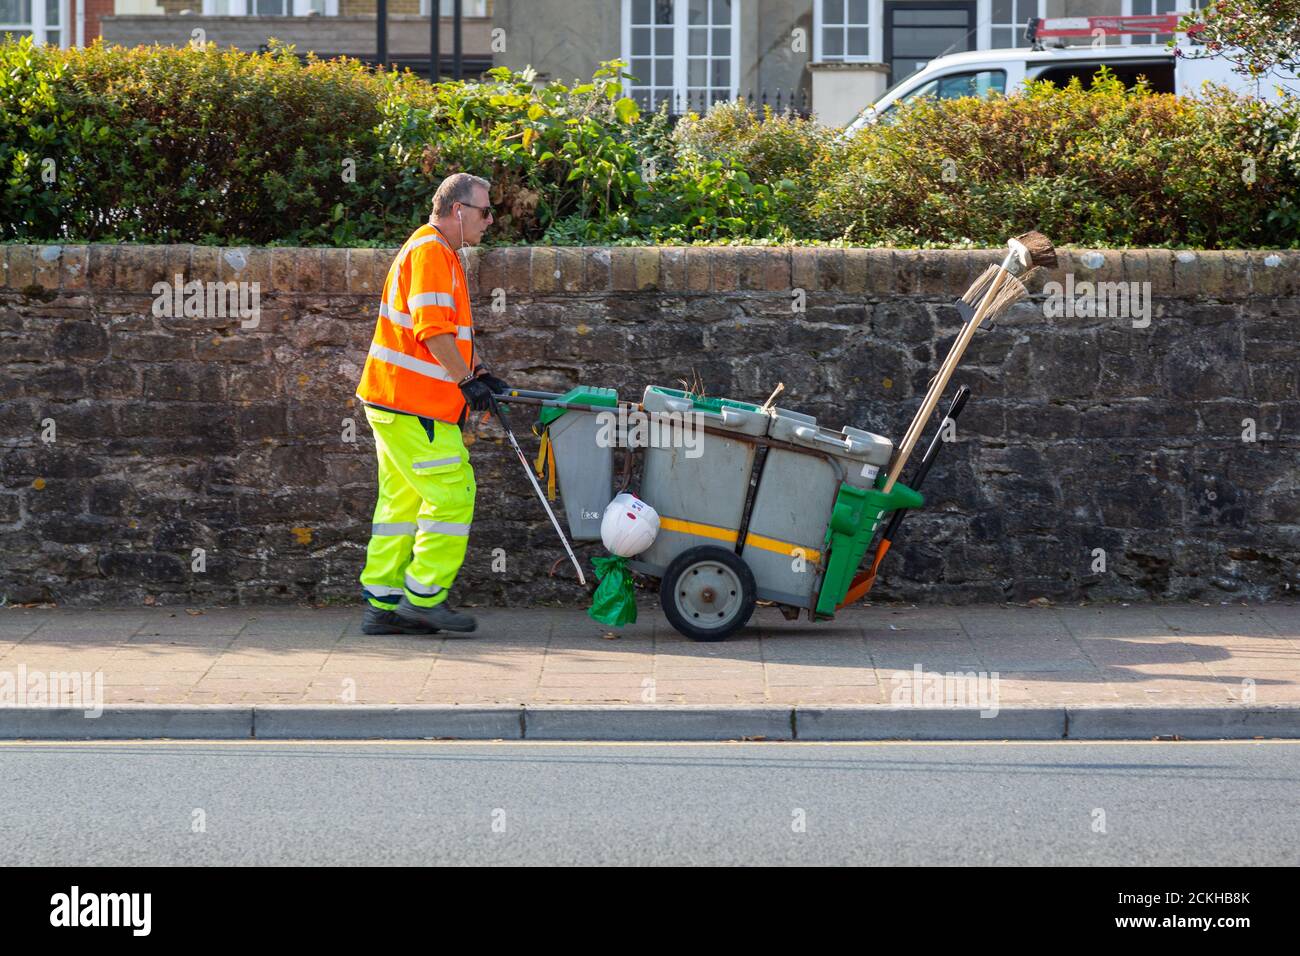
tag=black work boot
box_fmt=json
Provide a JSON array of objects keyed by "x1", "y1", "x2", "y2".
[
  {"x1": 362, "y1": 604, "x2": 440, "y2": 636},
  {"x1": 394, "y1": 595, "x2": 477, "y2": 633}
]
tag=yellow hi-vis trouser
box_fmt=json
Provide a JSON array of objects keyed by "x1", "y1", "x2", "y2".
[{"x1": 360, "y1": 405, "x2": 476, "y2": 610}]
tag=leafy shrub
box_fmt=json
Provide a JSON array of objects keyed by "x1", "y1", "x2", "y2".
[
  {"x1": 2, "y1": 40, "x2": 1297, "y2": 248},
  {"x1": 374, "y1": 60, "x2": 652, "y2": 243},
  {"x1": 0, "y1": 40, "x2": 785, "y2": 245},
  {"x1": 1, "y1": 39, "x2": 418, "y2": 245},
  {"x1": 809, "y1": 70, "x2": 1300, "y2": 248},
  {"x1": 672, "y1": 100, "x2": 835, "y2": 237},
  {"x1": 674, "y1": 100, "x2": 832, "y2": 182}
]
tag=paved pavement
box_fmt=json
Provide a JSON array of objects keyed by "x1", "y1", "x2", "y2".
[
  {"x1": 1, "y1": 739, "x2": 1294, "y2": 865},
  {"x1": 1, "y1": 602, "x2": 1297, "y2": 708}
]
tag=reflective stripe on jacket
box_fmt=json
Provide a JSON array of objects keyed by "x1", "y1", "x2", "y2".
[{"x1": 356, "y1": 222, "x2": 475, "y2": 422}]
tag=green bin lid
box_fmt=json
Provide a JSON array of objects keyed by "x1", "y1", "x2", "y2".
[
  {"x1": 642, "y1": 385, "x2": 761, "y2": 415},
  {"x1": 537, "y1": 386, "x2": 619, "y2": 428}
]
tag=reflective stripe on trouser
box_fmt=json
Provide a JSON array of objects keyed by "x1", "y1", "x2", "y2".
[{"x1": 359, "y1": 405, "x2": 476, "y2": 610}]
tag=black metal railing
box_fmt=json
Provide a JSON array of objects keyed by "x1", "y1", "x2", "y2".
[
  {"x1": 742, "y1": 87, "x2": 811, "y2": 117},
  {"x1": 254, "y1": 44, "x2": 492, "y2": 80},
  {"x1": 653, "y1": 87, "x2": 811, "y2": 118}
]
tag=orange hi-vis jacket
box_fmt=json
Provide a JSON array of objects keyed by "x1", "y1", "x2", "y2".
[{"x1": 356, "y1": 220, "x2": 476, "y2": 424}]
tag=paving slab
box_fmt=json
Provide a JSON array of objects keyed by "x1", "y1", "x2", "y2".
[{"x1": 1, "y1": 602, "x2": 1297, "y2": 739}]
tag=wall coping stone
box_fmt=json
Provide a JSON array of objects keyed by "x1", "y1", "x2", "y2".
[{"x1": 3, "y1": 244, "x2": 1296, "y2": 299}]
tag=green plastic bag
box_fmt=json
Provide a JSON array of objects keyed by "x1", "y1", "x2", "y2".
[{"x1": 587, "y1": 554, "x2": 637, "y2": 627}]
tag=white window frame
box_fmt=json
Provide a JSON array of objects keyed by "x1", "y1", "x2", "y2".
[
  {"x1": 0, "y1": 0, "x2": 69, "y2": 46},
  {"x1": 1121, "y1": 0, "x2": 1201, "y2": 45},
  {"x1": 981, "y1": 0, "x2": 1044, "y2": 50},
  {"x1": 621, "y1": 0, "x2": 742, "y2": 113},
  {"x1": 419, "y1": 0, "x2": 491, "y2": 14},
  {"x1": 813, "y1": 0, "x2": 881, "y2": 63},
  {"x1": 202, "y1": 0, "x2": 339, "y2": 15}
]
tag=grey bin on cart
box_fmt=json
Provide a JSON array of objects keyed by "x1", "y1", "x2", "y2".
[
  {"x1": 546, "y1": 407, "x2": 616, "y2": 541},
  {"x1": 741, "y1": 409, "x2": 894, "y2": 608},
  {"x1": 629, "y1": 387, "x2": 769, "y2": 577}
]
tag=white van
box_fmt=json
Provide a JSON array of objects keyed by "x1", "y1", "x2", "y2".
[{"x1": 844, "y1": 45, "x2": 1300, "y2": 134}]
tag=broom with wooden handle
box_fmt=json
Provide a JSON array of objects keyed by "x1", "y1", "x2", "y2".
[
  {"x1": 888, "y1": 268, "x2": 1029, "y2": 484},
  {"x1": 882, "y1": 231, "x2": 1057, "y2": 494}
]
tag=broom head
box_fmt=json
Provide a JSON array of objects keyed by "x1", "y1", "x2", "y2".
[
  {"x1": 1008, "y1": 231, "x2": 1057, "y2": 271},
  {"x1": 985, "y1": 269, "x2": 1034, "y2": 320},
  {"x1": 960, "y1": 263, "x2": 1001, "y2": 306}
]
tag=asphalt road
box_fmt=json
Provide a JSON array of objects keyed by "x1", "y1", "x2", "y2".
[{"x1": 1, "y1": 740, "x2": 1296, "y2": 866}]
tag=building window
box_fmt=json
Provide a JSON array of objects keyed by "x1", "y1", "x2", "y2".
[
  {"x1": 989, "y1": 0, "x2": 1041, "y2": 49},
  {"x1": 202, "y1": 0, "x2": 339, "y2": 14},
  {"x1": 885, "y1": 3, "x2": 976, "y2": 81},
  {"x1": 623, "y1": 0, "x2": 739, "y2": 113},
  {"x1": 419, "y1": 0, "x2": 492, "y2": 14},
  {"x1": 1123, "y1": 0, "x2": 1201, "y2": 45},
  {"x1": 0, "y1": 0, "x2": 64, "y2": 45},
  {"x1": 816, "y1": 0, "x2": 871, "y2": 61}
]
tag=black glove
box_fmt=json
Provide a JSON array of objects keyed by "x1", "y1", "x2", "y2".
[
  {"x1": 474, "y1": 366, "x2": 509, "y2": 395},
  {"x1": 459, "y1": 375, "x2": 495, "y2": 412}
]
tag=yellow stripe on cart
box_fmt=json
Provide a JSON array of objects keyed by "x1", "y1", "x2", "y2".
[
  {"x1": 658, "y1": 518, "x2": 821, "y2": 564},
  {"x1": 657, "y1": 517, "x2": 739, "y2": 545},
  {"x1": 744, "y1": 532, "x2": 821, "y2": 564}
]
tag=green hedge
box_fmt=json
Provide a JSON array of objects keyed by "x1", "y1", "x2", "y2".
[
  {"x1": 807, "y1": 73, "x2": 1300, "y2": 248},
  {"x1": 3, "y1": 38, "x2": 1297, "y2": 248},
  {"x1": 0, "y1": 39, "x2": 786, "y2": 246}
]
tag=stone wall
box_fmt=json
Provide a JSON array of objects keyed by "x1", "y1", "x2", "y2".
[{"x1": 1, "y1": 243, "x2": 1297, "y2": 608}]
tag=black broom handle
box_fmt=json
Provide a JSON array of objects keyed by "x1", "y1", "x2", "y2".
[{"x1": 880, "y1": 385, "x2": 970, "y2": 540}]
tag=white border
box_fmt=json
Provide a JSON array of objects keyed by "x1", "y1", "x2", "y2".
[
  {"x1": 621, "y1": 0, "x2": 741, "y2": 110},
  {"x1": 201, "y1": 0, "x2": 340, "y2": 14},
  {"x1": 1120, "y1": 0, "x2": 1199, "y2": 46},
  {"x1": 813, "y1": 0, "x2": 882, "y2": 63},
  {"x1": 813, "y1": 0, "x2": 1049, "y2": 63},
  {"x1": 986, "y1": 0, "x2": 1044, "y2": 49},
  {"x1": 420, "y1": 0, "x2": 490, "y2": 14},
  {"x1": 0, "y1": 0, "x2": 71, "y2": 45}
]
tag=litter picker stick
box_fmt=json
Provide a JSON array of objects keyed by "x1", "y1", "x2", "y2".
[
  {"x1": 487, "y1": 393, "x2": 587, "y2": 587},
  {"x1": 839, "y1": 386, "x2": 970, "y2": 607}
]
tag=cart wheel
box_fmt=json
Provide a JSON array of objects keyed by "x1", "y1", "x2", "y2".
[{"x1": 660, "y1": 546, "x2": 757, "y2": 642}]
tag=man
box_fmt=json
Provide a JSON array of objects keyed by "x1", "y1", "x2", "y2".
[{"x1": 354, "y1": 173, "x2": 506, "y2": 636}]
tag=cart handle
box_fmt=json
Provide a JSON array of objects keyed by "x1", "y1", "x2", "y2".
[
  {"x1": 792, "y1": 425, "x2": 873, "y2": 456},
  {"x1": 660, "y1": 398, "x2": 755, "y2": 428},
  {"x1": 501, "y1": 389, "x2": 566, "y2": 401},
  {"x1": 660, "y1": 396, "x2": 708, "y2": 417}
]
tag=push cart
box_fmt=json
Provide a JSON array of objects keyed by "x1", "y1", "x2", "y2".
[
  {"x1": 500, "y1": 385, "x2": 923, "y2": 642},
  {"x1": 496, "y1": 232, "x2": 1055, "y2": 642}
]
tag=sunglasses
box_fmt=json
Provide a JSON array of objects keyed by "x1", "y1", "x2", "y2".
[{"x1": 460, "y1": 202, "x2": 494, "y2": 219}]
